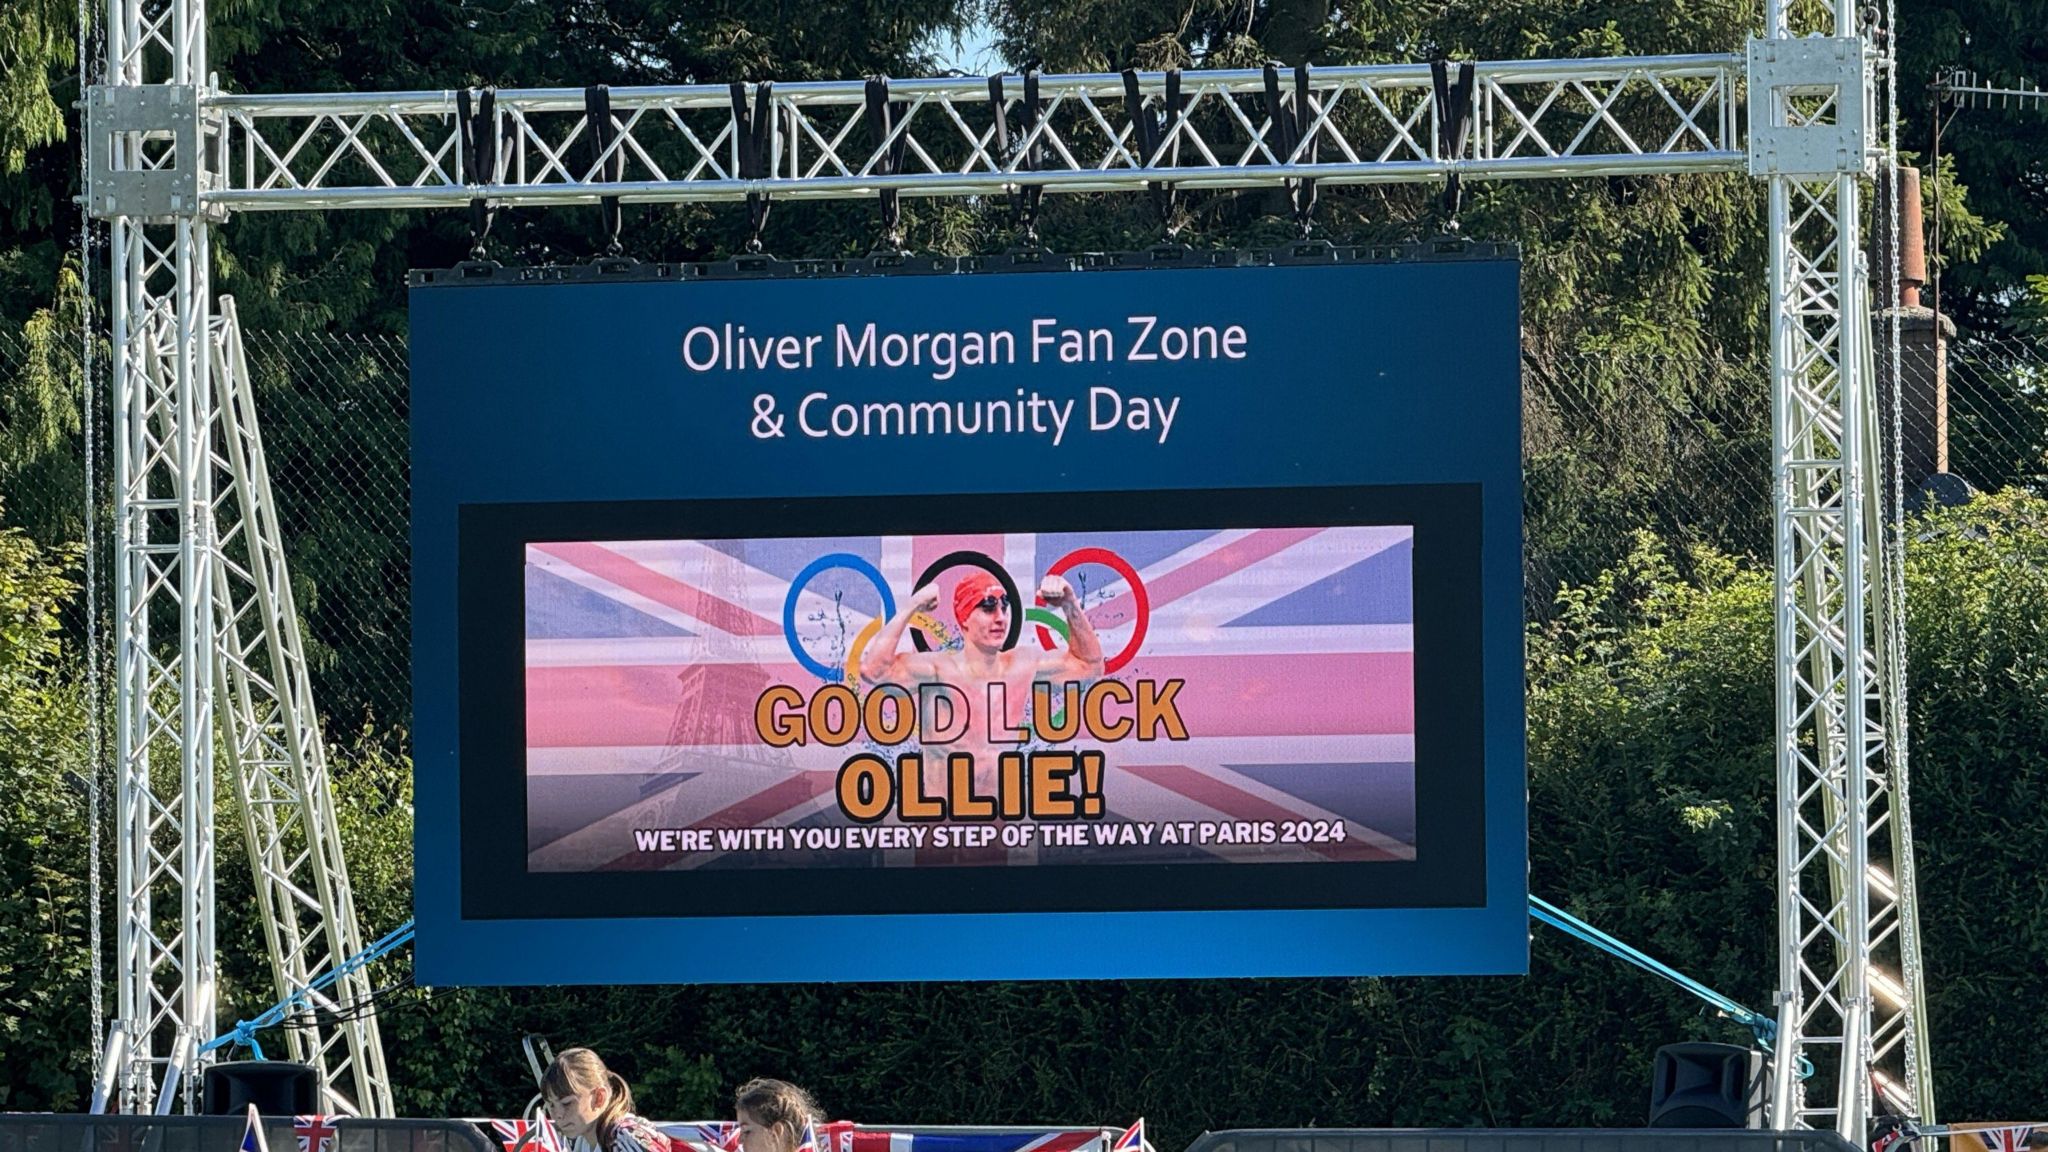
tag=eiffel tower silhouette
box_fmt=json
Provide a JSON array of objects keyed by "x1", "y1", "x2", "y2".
[{"x1": 640, "y1": 545, "x2": 795, "y2": 808}]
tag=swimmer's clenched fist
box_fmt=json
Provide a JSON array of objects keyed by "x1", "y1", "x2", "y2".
[{"x1": 1037, "y1": 573, "x2": 1075, "y2": 607}]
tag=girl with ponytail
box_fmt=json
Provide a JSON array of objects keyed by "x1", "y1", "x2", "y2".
[
  {"x1": 542, "y1": 1049, "x2": 671, "y2": 1152},
  {"x1": 734, "y1": 1079, "x2": 820, "y2": 1152}
]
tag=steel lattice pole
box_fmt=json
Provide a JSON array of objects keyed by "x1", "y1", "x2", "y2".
[
  {"x1": 1758, "y1": 0, "x2": 1915, "y2": 1137},
  {"x1": 106, "y1": 0, "x2": 218, "y2": 1113}
]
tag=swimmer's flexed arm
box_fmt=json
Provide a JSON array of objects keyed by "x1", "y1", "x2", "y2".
[
  {"x1": 859, "y1": 584, "x2": 947, "y2": 684},
  {"x1": 1036, "y1": 575, "x2": 1105, "y2": 682}
]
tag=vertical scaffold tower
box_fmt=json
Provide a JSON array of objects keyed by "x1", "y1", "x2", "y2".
[{"x1": 83, "y1": 0, "x2": 1930, "y2": 1134}]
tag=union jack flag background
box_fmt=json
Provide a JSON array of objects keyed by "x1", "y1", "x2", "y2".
[{"x1": 525, "y1": 526, "x2": 1416, "y2": 873}]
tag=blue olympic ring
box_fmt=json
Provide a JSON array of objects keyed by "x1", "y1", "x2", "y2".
[{"x1": 783, "y1": 553, "x2": 896, "y2": 682}]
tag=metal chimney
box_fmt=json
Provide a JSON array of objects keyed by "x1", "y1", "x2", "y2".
[{"x1": 1873, "y1": 166, "x2": 1957, "y2": 493}]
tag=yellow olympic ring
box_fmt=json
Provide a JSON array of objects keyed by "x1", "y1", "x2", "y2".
[{"x1": 845, "y1": 611, "x2": 952, "y2": 685}]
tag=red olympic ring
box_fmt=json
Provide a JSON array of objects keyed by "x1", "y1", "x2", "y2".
[{"x1": 1037, "y1": 547, "x2": 1149, "y2": 675}]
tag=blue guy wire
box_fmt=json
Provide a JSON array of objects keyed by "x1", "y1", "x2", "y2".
[
  {"x1": 1528, "y1": 894, "x2": 1804, "y2": 1077},
  {"x1": 204, "y1": 905, "x2": 1793, "y2": 1079},
  {"x1": 200, "y1": 919, "x2": 416, "y2": 1060}
]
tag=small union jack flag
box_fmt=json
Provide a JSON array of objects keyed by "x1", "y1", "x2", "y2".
[
  {"x1": 489, "y1": 1118, "x2": 566, "y2": 1152},
  {"x1": 657, "y1": 1123, "x2": 736, "y2": 1152},
  {"x1": 1972, "y1": 1129, "x2": 2038, "y2": 1152},
  {"x1": 793, "y1": 1122, "x2": 821, "y2": 1152},
  {"x1": 1112, "y1": 1121, "x2": 1143, "y2": 1152},
  {"x1": 294, "y1": 1116, "x2": 341, "y2": 1152}
]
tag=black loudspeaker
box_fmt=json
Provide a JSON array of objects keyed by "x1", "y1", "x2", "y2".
[
  {"x1": 1648, "y1": 1042, "x2": 1762, "y2": 1128},
  {"x1": 202, "y1": 1060, "x2": 319, "y2": 1116}
]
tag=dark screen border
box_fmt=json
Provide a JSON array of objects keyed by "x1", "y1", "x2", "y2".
[{"x1": 459, "y1": 483, "x2": 1487, "y2": 919}]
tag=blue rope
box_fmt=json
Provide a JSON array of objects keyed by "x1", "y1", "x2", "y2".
[
  {"x1": 1528, "y1": 894, "x2": 1793, "y2": 1067},
  {"x1": 200, "y1": 919, "x2": 416, "y2": 1059}
]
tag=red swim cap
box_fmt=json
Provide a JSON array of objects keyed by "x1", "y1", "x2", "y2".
[{"x1": 952, "y1": 573, "x2": 1007, "y2": 625}]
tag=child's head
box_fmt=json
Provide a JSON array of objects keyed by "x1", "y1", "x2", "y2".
[
  {"x1": 734, "y1": 1079, "x2": 819, "y2": 1152},
  {"x1": 543, "y1": 1049, "x2": 633, "y2": 1146}
]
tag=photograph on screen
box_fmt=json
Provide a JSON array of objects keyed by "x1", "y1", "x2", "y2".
[{"x1": 522, "y1": 526, "x2": 1418, "y2": 874}]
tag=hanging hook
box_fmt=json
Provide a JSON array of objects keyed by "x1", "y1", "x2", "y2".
[
  {"x1": 990, "y1": 69, "x2": 1047, "y2": 247},
  {"x1": 1264, "y1": 62, "x2": 1319, "y2": 238},
  {"x1": 1430, "y1": 59, "x2": 1477, "y2": 232},
  {"x1": 458, "y1": 87, "x2": 503, "y2": 260},
  {"x1": 583, "y1": 85, "x2": 624, "y2": 257},
  {"x1": 1122, "y1": 68, "x2": 1189, "y2": 235},
  {"x1": 864, "y1": 77, "x2": 913, "y2": 253},
  {"x1": 729, "y1": 80, "x2": 777, "y2": 253}
]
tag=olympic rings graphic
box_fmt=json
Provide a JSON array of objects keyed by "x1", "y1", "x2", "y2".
[
  {"x1": 910, "y1": 550, "x2": 1023, "y2": 653},
  {"x1": 782, "y1": 553, "x2": 894, "y2": 682},
  {"x1": 782, "y1": 544, "x2": 1151, "y2": 680},
  {"x1": 1037, "y1": 546, "x2": 1150, "y2": 674}
]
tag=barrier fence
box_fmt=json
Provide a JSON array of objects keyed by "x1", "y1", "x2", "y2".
[{"x1": 0, "y1": 1118, "x2": 1863, "y2": 1152}]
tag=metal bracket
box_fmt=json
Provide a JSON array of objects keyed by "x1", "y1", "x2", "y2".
[
  {"x1": 85, "y1": 84, "x2": 225, "y2": 221},
  {"x1": 1746, "y1": 37, "x2": 1875, "y2": 177}
]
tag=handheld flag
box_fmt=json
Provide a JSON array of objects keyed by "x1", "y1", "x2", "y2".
[
  {"x1": 489, "y1": 1119, "x2": 565, "y2": 1152},
  {"x1": 242, "y1": 1106, "x2": 273, "y2": 1152},
  {"x1": 1113, "y1": 1121, "x2": 1144, "y2": 1152},
  {"x1": 294, "y1": 1117, "x2": 341, "y2": 1152},
  {"x1": 1950, "y1": 1127, "x2": 2047, "y2": 1152},
  {"x1": 794, "y1": 1122, "x2": 820, "y2": 1152}
]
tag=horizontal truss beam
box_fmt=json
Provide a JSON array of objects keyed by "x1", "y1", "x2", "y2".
[{"x1": 200, "y1": 54, "x2": 1743, "y2": 211}]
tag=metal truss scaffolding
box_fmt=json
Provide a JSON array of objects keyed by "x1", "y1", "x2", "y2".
[
  {"x1": 85, "y1": 0, "x2": 1929, "y2": 1136},
  {"x1": 208, "y1": 299, "x2": 394, "y2": 1117}
]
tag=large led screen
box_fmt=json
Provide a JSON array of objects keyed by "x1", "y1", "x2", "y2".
[{"x1": 412, "y1": 253, "x2": 1526, "y2": 983}]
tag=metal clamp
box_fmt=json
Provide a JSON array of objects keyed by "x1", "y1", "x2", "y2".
[
  {"x1": 1746, "y1": 37, "x2": 1875, "y2": 177},
  {"x1": 85, "y1": 84, "x2": 224, "y2": 221}
]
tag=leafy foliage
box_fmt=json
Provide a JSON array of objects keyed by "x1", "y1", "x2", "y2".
[
  {"x1": 0, "y1": 502, "x2": 90, "y2": 1110},
  {"x1": 1899, "y1": 490, "x2": 2048, "y2": 1118}
]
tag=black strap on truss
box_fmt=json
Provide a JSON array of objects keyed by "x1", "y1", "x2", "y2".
[
  {"x1": 1430, "y1": 59, "x2": 1477, "y2": 229},
  {"x1": 729, "y1": 80, "x2": 776, "y2": 252},
  {"x1": 1264, "y1": 62, "x2": 1318, "y2": 237},
  {"x1": 988, "y1": 69, "x2": 1046, "y2": 244},
  {"x1": 864, "y1": 77, "x2": 913, "y2": 252},
  {"x1": 1122, "y1": 68, "x2": 1187, "y2": 231},
  {"x1": 458, "y1": 86, "x2": 500, "y2": 259},
  {"x1": 583, "y1": 85, "x2": 624, "y2": 255}
]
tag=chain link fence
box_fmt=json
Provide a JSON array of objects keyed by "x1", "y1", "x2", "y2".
[{"x1": 6, "y1": 320, "x2": 2047, "y2": 745}]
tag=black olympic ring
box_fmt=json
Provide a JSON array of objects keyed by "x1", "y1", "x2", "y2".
[{"x1": 910, "y1": 550, "x2": 1023, "y2": 652}]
